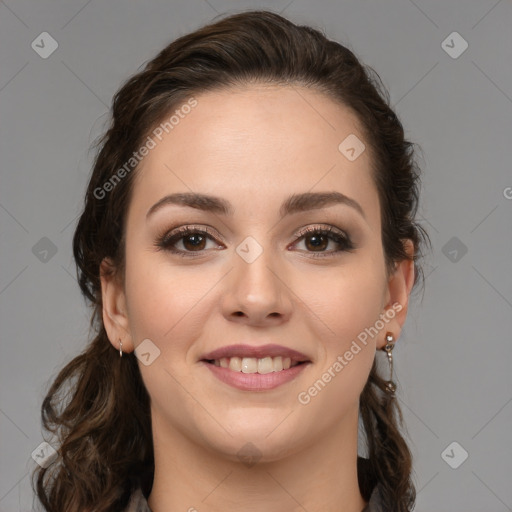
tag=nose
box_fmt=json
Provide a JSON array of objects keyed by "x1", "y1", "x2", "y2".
[{"x1": 221, "y1": 245, "x2": 293, "y2": 326}]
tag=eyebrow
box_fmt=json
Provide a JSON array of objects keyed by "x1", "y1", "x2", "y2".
[{"x1": 146, "y1": 191, "x2": 366, "y2": 220}]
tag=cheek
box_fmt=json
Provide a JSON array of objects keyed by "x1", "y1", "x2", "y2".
[
  {"x1": 293, "y1": 266, "x2": 381, "y2": 421},
  {"x1": 291, "y1": 258, "x2": 384, "y2": 404},
  {"x1": 123, "y1": 252, "x2": 212, "y2": 352},
  {"x1": 295, "y1": 259, "x2": 386, "y2": 344}
]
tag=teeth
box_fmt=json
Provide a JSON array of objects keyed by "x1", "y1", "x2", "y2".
[
  {"x1": 257, "y1": 356, "x2": 273, "y2": 374},
  {"x1": 241, "y1": 357, "x2": 258, "y2": 373},
  {"x1": 229, "y1": 357, "x2": 242, "y2": 372},
  {"x1": 214, "y1": 355, "x2": 297, "y2": 374}
]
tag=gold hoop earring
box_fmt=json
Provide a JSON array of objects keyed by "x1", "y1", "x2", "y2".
[
  {"x1": 119, "y1": 339, "x2": 123, "y2": 358},
  {"x1": 383, "y1": 332, "x2": 396, "y2": 397}
]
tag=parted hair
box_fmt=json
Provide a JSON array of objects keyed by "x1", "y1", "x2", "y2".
[{"x1": 32, "y1": 10, "x2": 430, "y2": 512}]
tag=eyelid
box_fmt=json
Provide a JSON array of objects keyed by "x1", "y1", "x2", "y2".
[
  {"x1": 289, "y1": 224, "x2": 355, "y2": 255},
  {"x1": 161, "y1": 224, "x2": 227, "y2": 245},
  {"x1": 292, "y1": 224, "x2": 348, "y2": 240},
  {"x1": 158, "y1": 223, "x2": 347, "y2": 245}
]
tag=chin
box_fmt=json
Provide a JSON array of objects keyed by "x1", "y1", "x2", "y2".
[{"x1": 200, "y1": 421, "x2": 306, "y2": 464}]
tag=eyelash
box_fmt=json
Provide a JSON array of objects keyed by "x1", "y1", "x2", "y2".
[{"x1": 154, "y1": 224, "x2": 355, "y2": 258}]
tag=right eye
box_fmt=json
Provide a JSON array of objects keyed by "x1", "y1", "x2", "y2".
[{"x1": 154, "y1": 225, "x2": 224, "y2": 257}]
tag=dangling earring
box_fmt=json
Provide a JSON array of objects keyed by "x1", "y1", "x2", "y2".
[
  {"x1": 383, "y1": 332, "x2": 396, "y2": 397},
  {"x1": 119, "y1": 339, "x2": 123, "y2": 358}
]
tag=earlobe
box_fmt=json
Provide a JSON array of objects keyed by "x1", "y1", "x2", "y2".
[
  {"x1": 100, "y1": 258, "x2": 133, "y2": 353},
  {"x1": 378, "y1": 240, "x2": 415, "y2": 349}
]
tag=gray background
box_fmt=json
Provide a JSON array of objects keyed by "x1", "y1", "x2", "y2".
[{"x1": 1, "y1": 0, "x2": 511, "y2": 510}]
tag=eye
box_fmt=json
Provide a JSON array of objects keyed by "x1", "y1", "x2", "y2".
[
  {"x1": 155, "y1": 225, "x2": 224, "y2": 257},
  {"x1": 291, "y1": 225, "x2": 355, "y2": 257},
  {"x1": 154, "y1": 224, "x2": 355, "y2": 258}
]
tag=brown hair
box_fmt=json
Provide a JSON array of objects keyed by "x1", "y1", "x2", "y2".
[{"x1": 32, "y1": 10, "x2": 430, "y2": 512}]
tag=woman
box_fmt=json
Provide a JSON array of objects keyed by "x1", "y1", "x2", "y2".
[{"x1": 33, "y1": 10, "x2": 430, "y2": 512}]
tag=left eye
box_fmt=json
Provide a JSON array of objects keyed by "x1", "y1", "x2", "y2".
[{"x1": 291, "y1": 227, "x2": 354, "y2": 256}]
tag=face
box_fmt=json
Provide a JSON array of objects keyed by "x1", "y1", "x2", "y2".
[{"x1": 101, "y1": 84, "x2": 413, "y2": 463}]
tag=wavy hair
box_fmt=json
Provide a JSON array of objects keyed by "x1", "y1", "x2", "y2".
[{"x1": 32, "y1": 10, "x2": 431, "y2": 512}]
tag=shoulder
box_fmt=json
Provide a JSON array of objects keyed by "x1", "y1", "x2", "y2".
[
  {"x1": 123, "y1": 486, "x2": 152, "y2": 512},
  {"x1": 362, "y1": 482, "x2": 386, "y2": 512}
]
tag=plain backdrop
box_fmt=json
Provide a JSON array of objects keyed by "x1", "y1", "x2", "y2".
[{"x1": 1, "y1": 1, "x2": 511, "y2": 511}]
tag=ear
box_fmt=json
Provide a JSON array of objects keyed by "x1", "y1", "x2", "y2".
[
  {"x1": 100, "y1": 257, "x2": 134, "y2": 353},
  {"x1": 377, "y1": 239, "x2": 416, "y2": 349}
]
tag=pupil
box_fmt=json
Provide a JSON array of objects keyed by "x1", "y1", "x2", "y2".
[
  {"x1": 307, "y1": 234, "x2": 327, "y2": 251},
  {"x1": 185, "y1": 234, "x2": 205, "y2": 250}
]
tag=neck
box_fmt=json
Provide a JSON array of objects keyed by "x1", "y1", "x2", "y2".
[{"x1": 147, "y1": 404, "x2": 367, "y2": 512}]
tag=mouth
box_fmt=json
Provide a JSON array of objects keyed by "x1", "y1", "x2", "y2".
[
  {"x1": 199, "y1": 343, "x2": 312, "y2": 390},
  {"x1": 202, "y1": 356, "x2": 308, "y2": 374}
]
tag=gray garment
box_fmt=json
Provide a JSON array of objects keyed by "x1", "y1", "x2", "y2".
[{"x1": 124, "y1": 483, "x2": 384, "y2": 512}]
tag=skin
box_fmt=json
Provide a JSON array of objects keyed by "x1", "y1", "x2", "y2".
[{"x1": 101, "y1": 84, "x2": 415, "y2": 512}]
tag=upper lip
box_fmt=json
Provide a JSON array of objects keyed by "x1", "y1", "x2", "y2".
[{"x1": 200, "y1": 344, "x2": 311, "y2": 363}]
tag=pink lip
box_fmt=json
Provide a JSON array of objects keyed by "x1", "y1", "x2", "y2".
[
  {"x1": 202, "y1": 360, "x2": 311, "y2": 391},
  {"x1": 200, "y1": 343, "x2": 311, "y2": 363}
]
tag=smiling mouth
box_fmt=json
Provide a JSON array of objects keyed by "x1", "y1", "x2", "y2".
[{"x1": 202, "y1": 356, "x2": 308, "y2": 374}]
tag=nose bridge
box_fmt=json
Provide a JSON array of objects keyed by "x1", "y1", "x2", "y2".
[{"x1": 223, "y1": 234, "x2": 292, "y2": 322}]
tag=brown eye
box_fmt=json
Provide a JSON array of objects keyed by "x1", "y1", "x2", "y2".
[
  {"x1": 293, "y1": 226, "x2": 355, "y2": 257},
  {"x1": 155, "y1": 225, "x2": 354, "y2": 259},
  {"x1": 155, "y1": 226, "x2": 223, "y2": 256},
  {"x1": 181, "y1": 233, "x2": 207, "y2": 251},
  {"x1": 303, "y1": 233, "x2": 329, "y2": 251}
]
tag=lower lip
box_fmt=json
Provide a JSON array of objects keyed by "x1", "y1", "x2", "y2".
[{"x1": 202, "y1": 361, "x2": 310, "y2": 391}]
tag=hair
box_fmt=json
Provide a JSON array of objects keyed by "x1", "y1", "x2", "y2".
[{"x1": 32, "y1": 9, "x2": 431, "y2": 512}]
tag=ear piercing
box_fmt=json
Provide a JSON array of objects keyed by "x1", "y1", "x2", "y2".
[{"x1": 383, "y1": 332, "x2": 396, "y2": 397}]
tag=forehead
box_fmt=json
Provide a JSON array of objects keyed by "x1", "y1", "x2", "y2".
[{"x1": 129, "y1": 84, "x2": 378, "y2": 224}]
